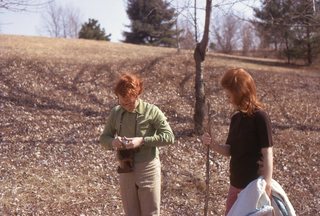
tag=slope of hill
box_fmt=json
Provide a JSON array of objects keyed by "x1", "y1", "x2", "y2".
[{"x1": 0, "y1": 35, "x2": 319, "y2": 215}]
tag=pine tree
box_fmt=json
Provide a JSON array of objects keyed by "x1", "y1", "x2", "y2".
[
  {"x1": 253, "y1": 0, "x2": 293, "y2": 51},
  {"x1": 290, "y1": 0, "x2": 320, "y2": 64},
  {"x1": 253, "y1": 0, "x2": 320, "y2": 64},
  {"x1": 123, "y1": 0, "x2": 177, "y2": 47},
  {"x1": 79, "y1": 18, "x2": 111, "y2": 41}
]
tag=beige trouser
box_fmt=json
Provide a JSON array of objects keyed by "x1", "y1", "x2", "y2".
[{"x1": 119, "y1": 157, "x2": 161, "y2": 216}]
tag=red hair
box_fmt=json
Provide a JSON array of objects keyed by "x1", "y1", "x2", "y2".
[
  {"x1": 114, "y1": 73, "x2": 143, "y2": 98},
  {"x1": 220, "y1": 68, "x2": 263, "y2": 115}
]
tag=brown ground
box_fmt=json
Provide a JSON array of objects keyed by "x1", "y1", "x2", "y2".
[{"x1": 0, "y1": 35, "x2": 319, "y2": 215}]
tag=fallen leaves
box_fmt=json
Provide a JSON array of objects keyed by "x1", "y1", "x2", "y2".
[{"x1": 0, "y1": 35, "x2": 319, "y2": 215}]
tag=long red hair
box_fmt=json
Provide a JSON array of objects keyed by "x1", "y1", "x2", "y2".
[{"x1": 220, "y1": 68, "x2": 263, "y2": 115}]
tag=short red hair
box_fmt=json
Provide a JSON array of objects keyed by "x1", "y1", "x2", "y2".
[{"x1": 114, "y1": 73, "x2": 143, "y2": 98}]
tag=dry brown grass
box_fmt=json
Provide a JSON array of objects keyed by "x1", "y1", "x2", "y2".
[
  {"x1": 0, "y1": 35, "x2": 319, "y2": 215},
  {"x1": 0, "y1": 34, "x2": 175, "y2": 65},
  {"x1": 207, "y1": 52, "x2": 320, "y2": 75}
]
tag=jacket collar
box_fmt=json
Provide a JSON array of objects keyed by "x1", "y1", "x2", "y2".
[
  {"x1": 119, "y1": 99, "x2": 144, "y2": 115},
  {"x1": 135, "y1": 99, "x2": 144, "y2": 115}
]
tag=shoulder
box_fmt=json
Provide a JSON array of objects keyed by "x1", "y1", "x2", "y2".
[
  {"x1": 231, "y1": 111, "x2": 241, "y2": 120},
  {"x1": 140, "y1": 100, "x2": 167, "y2": 120},
  {"x1": 254, "y1": 109, "x2": 270, "y2": 121},
  {"x1": 109, "y1": 105, "x2": 123, "y2": 118},
  {"x1": 142, "y1": 100, "x2": 156, "y2": 109},
  {"x1": 140, "y1": 100, "x2": 161, "y2": 112},
  {"x1": 111, "y1": 105, "x2": 122, "y2": 113},
  {"x1": 253, "y1": 109, "x2": 272, "y2": 127},
  {"x1": 228, "y1": 111, "x2": 242, "y2": 125},
  {"x1": 231, "y1": 111, "x2": 241, "y2": 117}
]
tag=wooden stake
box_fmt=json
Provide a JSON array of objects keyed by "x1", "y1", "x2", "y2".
[{"x1": 204, "y1": 102, "x2": 212, "y2": 216}]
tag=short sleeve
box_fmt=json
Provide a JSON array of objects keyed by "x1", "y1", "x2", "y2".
[{"x1": 255, "y1": 110, "x2": 273, "y2": 148}]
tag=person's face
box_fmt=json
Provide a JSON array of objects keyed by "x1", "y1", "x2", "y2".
[
  {"x1": 118, "y1": 94, "x2": 138, "y2": 112},
  {"x1": 225, "y1": 89, "x2": 236, "y2": 107}
]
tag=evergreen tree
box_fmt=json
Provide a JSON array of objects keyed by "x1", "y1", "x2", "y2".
[
  {"x1": 79, "y1": 18, "x2": 111, "y2": 41},
  {"x1": 290, "y1": 0, "x2": 320, "y2": 64},
  {"x1": 123, "y1": 0, "x2": 177, "y2": 47},
  {"x1": 253, "y1": 0, "x2": 320, "y2": 64},
  {"x1": 253, "y1": 0, "x2": 293, "y2": 51}
]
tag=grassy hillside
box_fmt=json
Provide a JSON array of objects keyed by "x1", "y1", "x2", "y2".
[{"x1": 0, "y1": 35, "x2": 319, "y2": 215}]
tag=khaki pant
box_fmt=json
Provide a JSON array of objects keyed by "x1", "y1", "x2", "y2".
[{"x1": 119, "y1": 157, "x2": 161, "y2": 216}]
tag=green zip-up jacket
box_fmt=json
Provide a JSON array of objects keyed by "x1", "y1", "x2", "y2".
[{"x1": 100, "y1": 99, "x2": 175, "y2": 163}]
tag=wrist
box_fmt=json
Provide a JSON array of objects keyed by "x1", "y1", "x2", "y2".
[{"x1": 209, "y1": 142, "x2": 216, "y2": 150}]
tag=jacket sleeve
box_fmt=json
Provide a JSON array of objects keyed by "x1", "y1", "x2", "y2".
[
  {"x1": 99, "y1": 108, "x2": 117, "y2": 150},
  {"x1": 143, "y1": 106, "x2": 175, "y2": 147}
]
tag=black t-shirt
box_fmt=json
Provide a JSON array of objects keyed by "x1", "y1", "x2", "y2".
[{"x1": 226, "y1": 109, "x2": 273, "y2": 189}]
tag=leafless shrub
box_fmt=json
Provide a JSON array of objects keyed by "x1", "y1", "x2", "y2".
[
  {"x1": 40, "y1": 1, "x2": 82, "y2": 38},
  {"x1": 213, "y1": 14, "x2": 239, "y2": 54}
]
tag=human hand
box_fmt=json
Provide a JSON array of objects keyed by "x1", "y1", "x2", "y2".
[
  {"x1": 201, "y1": 132, "x2": 212, "y2": 147},
  {"x1": 112, "y1": 136, "x2": 128, "y2": 150},
  {"x1": 258, "y1": 159, "x2": 271, "y2": 199},
  {"x1": 124, "y1": 137, "x2": 144, "y2": 149},
  {"x1": 265, "y1": 183, "x2": 272, "y2": 199}
]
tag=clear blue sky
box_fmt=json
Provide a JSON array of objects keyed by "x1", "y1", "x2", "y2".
[
  {"x1": 0, "y1": 0, "x2": 130, "y2": 42},
  {"x1": 0, "y1": 0, "x2": 256, "y2": 42}
]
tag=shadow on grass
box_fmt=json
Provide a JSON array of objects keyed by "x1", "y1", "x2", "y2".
[{"x1": 211, "y1": 53, "x2": 307, "y2": 69}]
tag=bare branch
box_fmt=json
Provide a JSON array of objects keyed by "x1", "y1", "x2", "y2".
[
  {"x1": 0, "y1": 0, "x2": 53, "y2": 12},
  {"x1": 40, "y1": 2, "x2": 82, "y2": 38}
]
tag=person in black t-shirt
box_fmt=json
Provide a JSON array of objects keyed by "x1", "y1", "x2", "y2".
[{"x1": 202, "y1": 68, "x2": 273, "y2": 215}]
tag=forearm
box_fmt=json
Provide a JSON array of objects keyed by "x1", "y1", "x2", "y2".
[
  {"x1": 99, "y1": 122, "x2": 115, "y2": 150},
  {"x1": 210, "y1": 143, "x2": 231, "y2": 157},
  {"x1": 99, "y1": 133, "x2": 114, "y2": 150},
  {"x1": 261, "y1": 147, "x2": 273, "y2": 184},
  {"x1": 143, "y1": 130, "x2": 175, "y2": 147},
  {"x1": 99, "y1": 111, "x2": 116, "y2": 150}
]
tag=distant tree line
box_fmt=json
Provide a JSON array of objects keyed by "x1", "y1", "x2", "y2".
[
  {"x1": 40, "y1": 0, "x2": 180, "y2": 44},
  {"x1": 39, "y1": 2, "x2": 110, "y2": 41},
  {"x1": 211, "y1": 0, "x2": 320, "y2": 65},
  {"x1": 2, "y1": 0, "x2": 320, "y2": 64},
  {"x1": 253, "y1": 0, "x2": 320, "y2": 64},
  {"x1": 44, "y1": 0, "x2": 319, "y2": 64}
]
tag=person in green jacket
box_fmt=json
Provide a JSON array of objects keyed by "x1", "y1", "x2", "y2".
[{"x1": 100, "y1": 73, "x2": 175, "y2": 216}]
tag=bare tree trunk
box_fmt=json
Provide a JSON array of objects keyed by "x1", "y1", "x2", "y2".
[
  {"x1": 204, "y1": 102, "x2": 213, "y2": 216},
  {"x1": 193, "y1": 0, "x2": 212, "y2": 135},
  {"x1": 41, "y1": 2, "x2": 82, "y2": 38},
  {"x1": 194, "y1": 44, "x2": 205, "y2": 135},
  {"x1": 194, "y1": 0, "x2": 198, "y2": 43},
  {"x1": 176, "y1": 18, "x2": 181, "y2": 53},
  {"x1": 307, "y1": 25, "x2": 312, "y2": 65},
  {"x1": 285, "y1": 36, "x2": 291, "y2": 64}
]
